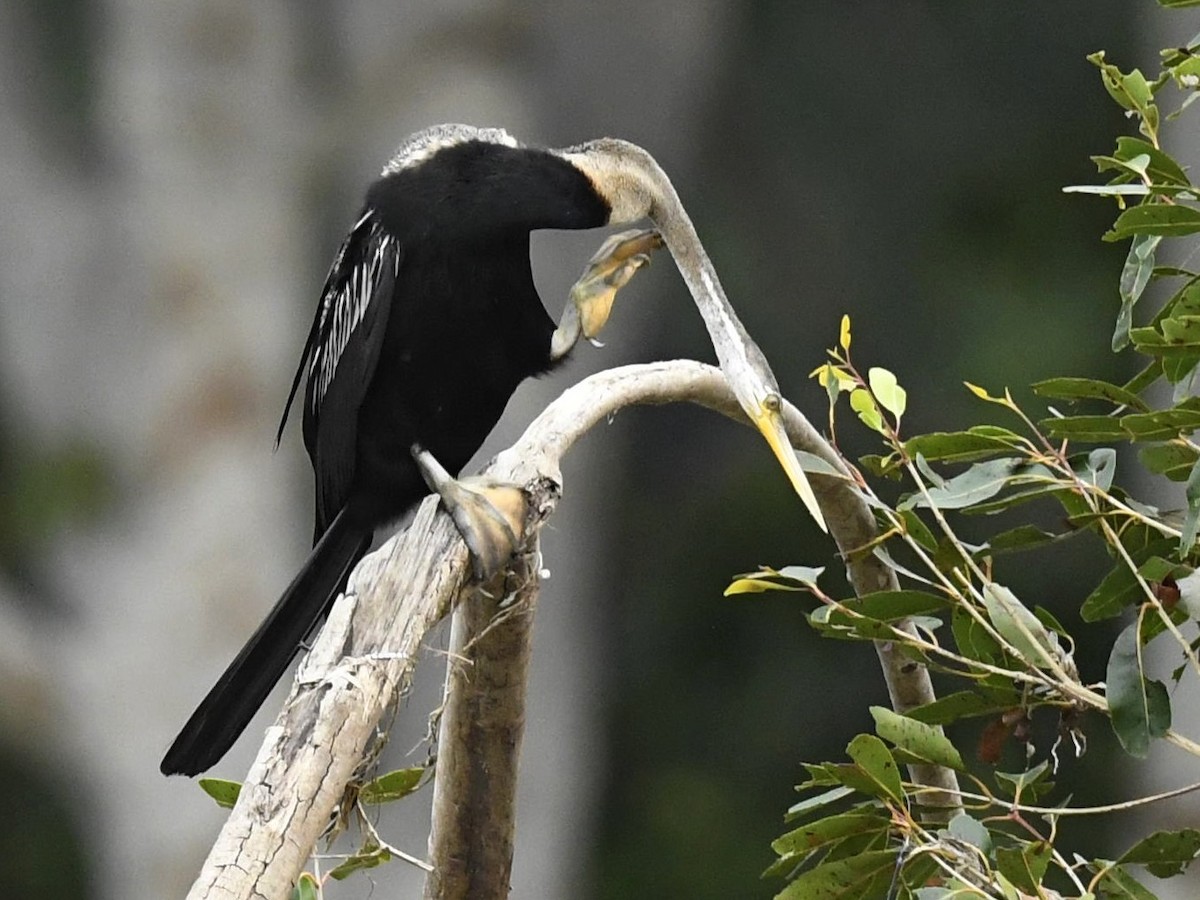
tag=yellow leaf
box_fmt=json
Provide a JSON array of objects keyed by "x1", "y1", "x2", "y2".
[
  {"x1": 839, "y1": 314, "x2": 852, "y2": 351},
  {"x1": 964, "y1": 381, "x2": 992, "y2": 400},
  {"x1": 724, "y1": 578, "x2": 792, "y2": 596}
]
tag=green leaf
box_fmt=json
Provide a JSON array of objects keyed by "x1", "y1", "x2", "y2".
[
  {"x1": 952, "y1": 606, "x2": 1005, "y2": 666},
  {"x1": 1114, "y1": 136, "x2": 1190, "y2": 185},
  {"x1": 905, "y1": 690, "x2": 1018, "y2": 725},
  {"x1": 850, "y1": 387, "x2": 884, "y2": 433},
  {"x1": 1108, "y1": 204, "x2": 1200, "y2": 243},
  {"x1": 870, "y1": 706, "x2": 965, "y2": 771},
  {"x1": 899, "y1": 509, "x2": 938, "y2": 552},
  {"x1": 1039, "y1": 414, "x2": 1127, "y2": 441},
  {"x1": 1116, "y1": 234, "x2": 1162, "y2": 351},
  {"x1": 776, "y1": 850, "x2": 899, "y2": 899},
  {"x1": 809, "y1": 591, "x2": 948, "y2": 642},
  {"x1": 994, "y1": 761, "x2": 1055, "y2": 801},
  {"x1": 1082, "y1": 537, "x2": 1177, "y2": 621},
  {"x1": 981, "y1": 583, "x2": 1060, "y2": 667},
  {"x1": 1139, "y1": 442, "x2": 1199, "y2": 481},
  {"x1": 1094, "y1": 864, "x2": 1158, "y2": 899},
  {"x1": 995, "y1": 842, "x2": 1051, "y2": 893},
  {"x1": 1082, "y1": 562, "x2": 1140, "y2": 621},
  {"x1": 327, "y1": 840, "x2": 392, "y2": 881},
  {"x1": 946, "y1": 813, "x2": 992, "y2": 855},
  {"x1": 1118, "y1": 827, "x2": 1200, "y2": 878},
  {"x1": 982, "y1": 524, "x2": 1063, "y2": 554},
  {"x1": 906, "y1": 458, "x2": 1020, "y2": 511},
  {"x1": 902, "y1": 429, "x2": 1025, "y2": 465},
  {"x1": 1182, "y1": 455, "x2": 1200, "y2": 551},
  {"x1": 785, "y1": 786, "x2": 855, "y2": 822},
  {"x1": 845, "y1": 734, "x2": 905, "y2": 806},
  {"x1": 1130, "y1": 317, "x2": 1200, "y2": 357},
  {"x1": 1106, "y1": 204, "x2": 1200, "y2": 241},
  {"x1": 868, "y1": 367, "x2": 907, "y2": 419},
  {"x1": 1031, "y1": 376, "x2": 1148, "y2": 410},
  {"x1": 851, "y1": 590, "x2": 949, "y2": 620},
  {"x1": 772, "y1": 811, "x2": 890, "y2": 855},
  {"x1": 198, "y1": 778, "x2": 242, "y2": 810},
  {"x1": 358, "y1": 766, "x2": 425, "y2": 804},
  {"x1": 291, "y1": 873, "x2": 320, "y2": 900},
  {"x1": 1107, "y1": 622, "x2": 1172, "y2": 757},
  {"x1": 1159, "y1": 0, "x2": 1200, "y2": 7},
  {"x1": 797, "y1": 762, "x2": 843, "y2": 790}
]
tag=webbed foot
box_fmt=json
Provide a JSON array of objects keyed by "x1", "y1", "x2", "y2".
[
  {"x1": 413, "y1": 446, "x2": 528, "y2": 579},
  {"x1": 550, "y1": 228, "x2": 664, "y2": 360}
]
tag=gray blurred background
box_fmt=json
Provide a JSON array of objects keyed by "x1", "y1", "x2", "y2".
[{"x1": 2, "y1": 2, "x2": 1198, "y2": 898}]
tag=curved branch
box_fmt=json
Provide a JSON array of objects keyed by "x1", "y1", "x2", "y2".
[{"x1": 187, "y1": 360, "x2": 957, "y2": 900}]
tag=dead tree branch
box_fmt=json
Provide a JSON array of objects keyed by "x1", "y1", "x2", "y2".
[{"x1": 186, "y1": 359, "x2": 958, "y2": 900}]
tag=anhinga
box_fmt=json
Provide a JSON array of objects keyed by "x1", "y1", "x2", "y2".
[{"x1": 161, "y1": 124, "x2": 822, "y2": 778}]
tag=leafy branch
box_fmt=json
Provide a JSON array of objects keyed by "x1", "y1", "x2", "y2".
[{"x1": 743, "y1": 21, "x2": 1200, "y2": 898}]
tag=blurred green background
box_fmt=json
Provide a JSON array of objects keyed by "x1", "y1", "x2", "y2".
[{"x1": 2, "y1": 2, "x2": 1194, "y2": 898}]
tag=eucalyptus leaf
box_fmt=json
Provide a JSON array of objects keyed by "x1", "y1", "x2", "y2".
[
  {"x1": 870, "y1": 706, "x2": 965, "y2": 771},
  {"x1": 902, "y1": 429, "x2": 1025, "y2": 465},
  {"x1": 946, "y1": 813, "x2": 992, "y2": 855},
  {"x1": 785, "y1": 786, "x2": 855, "y2": 823},
  {"x1": 358, "y1": 766, "x2": 425, "y2": 804},
  {"x1": 995, "y1": 842, "x2": 1052, "y2": 893},
  {"x1": 1106, "y1": 203, "x2": 1200, "y2": 241},
  {"x1": 868, "y1": 367, "x2": 907, "y2": 419},
  {"x1": 1107, "y1": 621, "x2": 1172, "y2": 757},
  {"x1": 845, "y1": 734, "x2": 905, "y2": 805},
  {"x1": 771, "y1": 811, "x2": 890, "y2": 855},
  {"x1": 1039, "y1": 414, "x2": 1127, "y2": 441},
  {"x1": 775, "y1": 851, "x2": 898, "y2": 900},
  {"x1": 1116, "y1": 234, "x2": 1162, "y2": 350},
  {"x1": 905, "y1": 458, "x2": 1020, "y2": 511},
  {"x1": 904, "y1": 690, "x2": 1019, "y2": 725},
  {"x1": 1139, "y1": 442, "x2": 1199, "y2": 481},
  {"x1": 198, "y1": 778, "x2": 242, "y2": 810},
  {"x1": 981, "y1": 583, "x2": 1061, "y2": 667},
  {"x1": 1118, "y1": 827, "x2": 1200, "y2": 878},
  {"x1": 1032, "y1": 376, "x2": 1148, "y2": 410},
  {"x1": 292, "y1": 873, "x2": 320, "y2": 900},
  {"x1": 1182, "y1": 455, "x2": 1200, "y2": 551},
  {"x1": 1094, "y1": 864, "x2": 1158, "y2": 900},
  {"x1": 1114, "y1": 136, "x2": 1190, "y2": 185}
]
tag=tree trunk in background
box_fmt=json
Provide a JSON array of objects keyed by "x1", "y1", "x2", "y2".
[{"x1": 48, "y1": 2, "x2": 312, "y2": 896}]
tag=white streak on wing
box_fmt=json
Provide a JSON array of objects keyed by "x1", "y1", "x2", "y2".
[{"x1": 307, "y1": 216, "x2": 397, "y2": 412}]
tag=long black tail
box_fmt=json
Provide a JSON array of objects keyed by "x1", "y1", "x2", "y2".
[{"x1": 160, "y1": 508, "x2": 372, "y2": 776}]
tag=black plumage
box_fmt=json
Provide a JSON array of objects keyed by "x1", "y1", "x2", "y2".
[{"x1": 161, "y1": 127, "x2": 611, "y2": 776}]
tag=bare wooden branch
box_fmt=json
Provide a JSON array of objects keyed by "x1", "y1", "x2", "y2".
[
  {"x1": 423, "y1": 538, "x2": 545, "y2": 900},
  {"x1": 186, "y1": 359, "x2": 959, "y2": 900}
]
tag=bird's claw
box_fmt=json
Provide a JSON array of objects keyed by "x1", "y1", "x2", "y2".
[
  {"x1": 550, "y1": 228, "x2": 663, "y2": 360},
  {"x1": 412, "y1": 446, "x2": 528, "y2": 579}
]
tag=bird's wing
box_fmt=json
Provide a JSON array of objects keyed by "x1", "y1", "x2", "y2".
[{"x1": 277, "y1": 209, "x2": 401, "y2": 537}]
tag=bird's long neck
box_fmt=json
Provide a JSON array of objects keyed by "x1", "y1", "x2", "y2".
[{"x1": 563, "y1": 139, "x2": 779, "y2": 394}]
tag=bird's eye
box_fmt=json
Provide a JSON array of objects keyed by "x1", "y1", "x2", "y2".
[{"x1": 763, "y1": 393, "x2": 781, "y2": 412}]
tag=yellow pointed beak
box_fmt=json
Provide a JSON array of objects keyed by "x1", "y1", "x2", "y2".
[{"x1": 751, "y1": 403, "x2": 827, "y2": 533}]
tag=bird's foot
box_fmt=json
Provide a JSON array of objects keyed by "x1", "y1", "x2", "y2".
[
  {"x1": 550, "y1": 227, "x2": 664, "y2": 360},
  {"x1": 412, "y1": 446, "x2": 528, "y2": 579}
]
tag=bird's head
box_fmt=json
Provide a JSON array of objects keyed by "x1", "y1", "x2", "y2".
[
  {"x1": 555, "y1": 139, "x2": 661, "y2": 226},
  {"x1": 559, "y1": 135, "x2": 827, "y2": 531}
]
